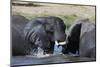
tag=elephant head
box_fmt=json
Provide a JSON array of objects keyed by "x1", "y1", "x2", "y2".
[
  {"x1": 24, "y1": 16, "x2": 67, "y2": 55},
  {"x1": 44, "y1": 16, "x2": 66, "y2": 44}
]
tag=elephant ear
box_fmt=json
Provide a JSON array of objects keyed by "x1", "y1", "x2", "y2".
[
  {"x1": 23, "y1": 19, "x2": 44, "y2": 40},
  {"x1": 24, "y1": 22, "x2": 50, "y2": 49}
]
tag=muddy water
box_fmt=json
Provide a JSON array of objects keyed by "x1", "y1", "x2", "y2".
[{"x1": 11, "y1": 54, "x2": 95, "y2": 66}]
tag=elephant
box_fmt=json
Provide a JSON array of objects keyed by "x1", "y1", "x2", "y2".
[
  {"x1": 24, "y1": 16, "x2": 67, "y2": 56},
  {"x1": 79, "y1": 28, "x2": 95, "y2": 58},
  {"x1": 12, "y1": 16, "x2": 67, "y2": 56},
  {"x1": 12, "y1": 15, "x2": 30, "y2": 56},
  {"x1": 62, "y1": 19, "x2": 96, "y2": 58}
]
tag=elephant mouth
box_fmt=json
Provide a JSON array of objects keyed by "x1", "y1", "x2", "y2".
[{"x1": 55, "y1": 40, "x2": 67, "y2": 46}]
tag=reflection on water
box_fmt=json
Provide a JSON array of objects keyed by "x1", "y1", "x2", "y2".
[{"x1": 11, "y1": 54, "x2": 95, "y2": 66}]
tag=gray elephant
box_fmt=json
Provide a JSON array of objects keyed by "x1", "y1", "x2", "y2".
[
  {"x1": 12, "y1": 15, "x2": 30, "y2": 56},
  {"x1": 12, "y1": 16, "x2": 67, "y2": 56},
  {"x1": 24, "y1": 16, "x2": 67, "y2": 55},
  {"x1": 63, "y1": 19, "x2": 96, "y2": 58}
]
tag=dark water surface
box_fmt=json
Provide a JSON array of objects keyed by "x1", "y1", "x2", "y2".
[{"x1": 11, "y1": 54, "x2": 95, "y2": 66}]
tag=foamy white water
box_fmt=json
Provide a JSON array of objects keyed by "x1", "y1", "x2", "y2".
[
  {"x1": 27, "y1": 41, "x2": 65, "y2": 58},
  {"x1": 53, "y1": 44, "x2": 62, "y2": 55}
]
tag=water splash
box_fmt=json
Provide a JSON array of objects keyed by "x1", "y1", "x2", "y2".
[
  {"x1": 53, "y1": 44, "x2": 62, "y2": 55},
  {"x1": 28, "y1": 47, "x2": 52, "y2": 58},
  {"x1": 27, "y1": 41, "x2": 63, "y2": 58}
]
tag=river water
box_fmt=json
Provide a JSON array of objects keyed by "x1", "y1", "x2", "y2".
[
  {"x1": 11, "y1": 44, "x2": 95, "y2": 66},
  {"x1": 11, "y1": 54, "x2": 95, "y2": 66}
]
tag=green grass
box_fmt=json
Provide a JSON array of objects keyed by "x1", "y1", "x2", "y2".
[
  {"x1": 13, "y1": 12, "x2": 95, "y2": 29},
  {"x1": 59, "y1": 14, "x2": 77, "y2": 28},
  {"x1": 89, "y1": 16, "x2": 96, "y2": 21}
]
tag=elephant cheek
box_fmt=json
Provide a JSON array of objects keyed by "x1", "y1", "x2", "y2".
[{"x1": 47, "y1": 32, "x2": 55, "y2": 41}]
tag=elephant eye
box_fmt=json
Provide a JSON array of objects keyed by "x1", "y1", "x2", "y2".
[
  {"x1": 45, "y1": 25, "x2": 54, "y2": 31},
  {"x1": 46, "y1": 30, "x2": 54, "y2": 34}
]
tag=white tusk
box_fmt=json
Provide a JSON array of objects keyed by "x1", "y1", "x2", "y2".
[
  {"x1": 58, "y1": 41, "x2": 66, "y2": 45},
  {"x1": 55, "y1": 40, "x2": 67, "y2": 46},
  {"x1": 55, "y1": 40, "x2": 59, "y2": 46}
]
